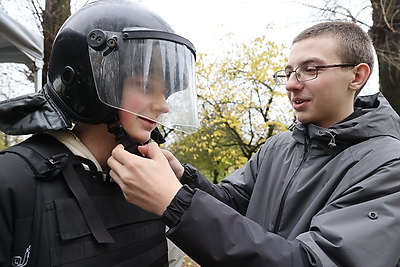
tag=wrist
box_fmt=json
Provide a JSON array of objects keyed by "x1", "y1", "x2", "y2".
[
  {"x1": 157, "y1": 181, "x2": 182, "y2": 216},
  {"x1": 161, "y1": 184, "x2": 195, "y2": 227}
]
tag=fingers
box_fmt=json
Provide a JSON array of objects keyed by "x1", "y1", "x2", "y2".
[
  {"x1": 107, "y1": 145, "x2": 125, "y2": 176},
  {"x1": 160, "y1": 149, "x2": 184, "y2": 179},
  {"x1": 108, "y1": 169, "x2": 123, "y2": 188},
  {"x1": 160, "y1": 148, "x2": 174, "y2": 161},
  {"x1": 107, "y1": 144, "x2": 140, "y2": 186},
  {"x1": 108, "y1": 144, "x2": 129, "y2": 167},
  {"x1": 107, "y1": 153, "x2": 127, "y2": 189},
  {"x1": 138, "y1": 142, "x2": 165, "y2": 162},
  {"x1": 107, "y1": 142, "x2": 182, "y2": 216}
]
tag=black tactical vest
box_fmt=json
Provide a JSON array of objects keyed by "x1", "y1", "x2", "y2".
[{"x1": 1, "y1": 134, "x2": 168, "y2": 267}]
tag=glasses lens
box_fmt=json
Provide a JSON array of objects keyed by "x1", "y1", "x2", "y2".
[
  {"x1": 297, "y1": 65, "x2": 317, "y2": 82},
  {"x1": 274, "y1": 70, "x2": 288, "y2": 85}
]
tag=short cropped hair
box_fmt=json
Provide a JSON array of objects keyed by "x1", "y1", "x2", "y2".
[{"x1": 293, "y1": 21, "x2": 375, "y2": 72}]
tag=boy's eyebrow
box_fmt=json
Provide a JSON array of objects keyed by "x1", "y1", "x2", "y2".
[{"x1": 285, "y1": 57, "x2": 324, "y2": 70}]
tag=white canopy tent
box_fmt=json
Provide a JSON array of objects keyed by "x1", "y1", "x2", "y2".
[{"x1": 0, "y1": 8, "x2": 44, "y2": 92}]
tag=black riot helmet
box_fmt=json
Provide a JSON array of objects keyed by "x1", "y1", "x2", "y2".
[{"x1": 46, "y1": 0, "x2": 198, "y2": 133}]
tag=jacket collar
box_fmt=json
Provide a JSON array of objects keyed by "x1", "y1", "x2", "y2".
[{"x1": 292, "y1": 92, "x2": 400, "y2": 151}]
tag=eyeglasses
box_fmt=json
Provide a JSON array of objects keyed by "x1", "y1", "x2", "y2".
[{"x1": 273, "y1": 63, "x2": 357, "y2": 85}]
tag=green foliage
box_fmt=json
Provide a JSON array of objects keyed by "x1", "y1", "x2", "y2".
[
  {"x1": 0, "y1": 132, "x2": 7, "y2": 150},
  {"x1": 166, "y1": 35, "x2": 294, "y2": 183},
  {"x1": 0, "y1": 132, "x2": 28, "y2": 150},
  {"x1": 169, "y1": 121, "x2": 248, "y2": 183}
]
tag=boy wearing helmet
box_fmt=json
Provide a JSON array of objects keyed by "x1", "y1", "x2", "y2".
[{"x1": 0, "y1": 0, "x2": 197, "y2": 266}]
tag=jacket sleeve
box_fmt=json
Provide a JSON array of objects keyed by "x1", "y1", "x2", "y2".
[
  {"x1": 179, "y1": 136, "x2": 280, "y2": 216},
  {"x1": 162, "y1": 186, "x2": 321, "y2": 267},
  {"x1": 166, "y1": 159, "x2": 400, "y2": 267},
  {"x1": 180, "y1": 160, "x2": 257, "y2": 215},
  {"x1": 0, "y1": 153, "x2": 36, "y2": 267}
]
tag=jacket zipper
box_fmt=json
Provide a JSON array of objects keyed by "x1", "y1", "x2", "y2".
[{"x1": 272, "y1": 134, "x2": 311, "y2": 234}]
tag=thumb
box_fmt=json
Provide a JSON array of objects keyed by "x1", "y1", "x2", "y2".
[{"x1": 138, "y1": 142, "x2": 165, "y2": 161}]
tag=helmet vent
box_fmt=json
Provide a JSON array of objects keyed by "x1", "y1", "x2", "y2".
[
  {"x1": 87, "y1": 29, "x2": 107, "y2": 51},
  {"x1": 61, "y1": 66, "x2": 75, "y2": 86}
]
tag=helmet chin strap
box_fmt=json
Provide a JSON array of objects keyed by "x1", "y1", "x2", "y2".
[
  {"x1": 107, "y1": 118, "x2": 165, "y2": 157},
  {"x1": 150, "y1": 126, "x2": 166, "y2": 145},
  {"x1": 107, "y1": 120, "x2": 143, "y2": 156}
]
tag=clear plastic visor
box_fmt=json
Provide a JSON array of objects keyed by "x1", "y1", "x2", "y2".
[{"x1": 88, "y1": 32, "x2": 198, "y2": 133}]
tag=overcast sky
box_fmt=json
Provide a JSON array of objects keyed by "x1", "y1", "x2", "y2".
[
  {"x1": 128, "y1": 0, "x2": 378, "y2": 95},
  {"x1": 73, "y1": 0, "x2": 324, "y2": 54},
  {"x1": 3, "y1": 0, "x2": 378, "y2": 95},
  {"x1": 2, "y1": 0, "x2": 371, "y2": 56}
]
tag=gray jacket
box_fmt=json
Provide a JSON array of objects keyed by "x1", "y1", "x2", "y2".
[{"x1": 163, "y1": 93, "x2": 400, "y2": 267}]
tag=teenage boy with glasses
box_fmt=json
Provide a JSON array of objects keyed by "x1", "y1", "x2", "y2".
[{"x1": 108, "y1": 21, "x2": 400, "y2": 267}]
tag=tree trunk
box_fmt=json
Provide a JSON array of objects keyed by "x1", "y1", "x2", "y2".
[
  {"x1": 41, "y1": 0, "x2": 70, "y2": 86},
  {"x1": 369, "y1": 0, "x2": 400, "y2": 114}
]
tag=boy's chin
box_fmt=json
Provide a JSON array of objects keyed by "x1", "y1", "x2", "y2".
[{"x1": 131, "y1": 133, "x2": 152, "y2": 144}]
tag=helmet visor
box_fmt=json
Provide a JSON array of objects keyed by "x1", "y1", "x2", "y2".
[{"x1": 88, "y1": 29, "x2": 198, "y2": 133}]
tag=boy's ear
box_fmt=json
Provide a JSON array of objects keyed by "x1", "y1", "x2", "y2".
[{"x1": 349, "y1": 63, "x2": 370, "y2": 91}]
